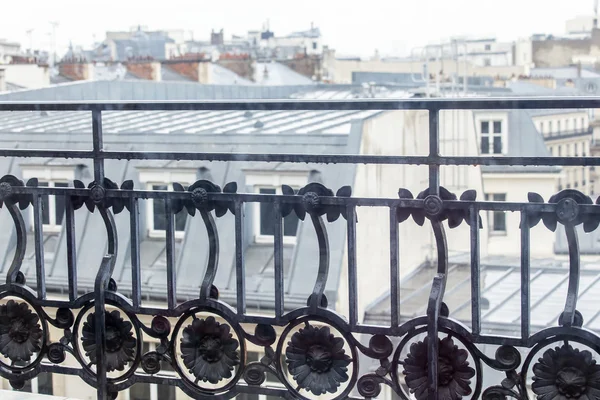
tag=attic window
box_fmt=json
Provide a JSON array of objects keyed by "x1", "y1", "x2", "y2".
[
  {"x1": 477, "y1": 114, "x2": 507, "y2": 155},
  {"x1": 245, "y1": 171, "x2": 308, "y2": 244},
  {"x1": 137, "y1": 169, "x2": 197, "y2": 239},
  {"x1": 21, "y1": 166, "x2": 77, "y2": 233}
]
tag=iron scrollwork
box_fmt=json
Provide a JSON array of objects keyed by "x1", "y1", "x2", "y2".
[{"x1": 2, "y1": 175, "x2": 600, "y2": 400}]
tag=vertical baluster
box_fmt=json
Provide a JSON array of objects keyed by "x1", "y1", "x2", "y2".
[
  {"x1": 428, "y1": 108, "x2": 440, "y2": 196},
  {"x1": 130, "y1": 197, "x2": 141, "y2": 309},
  {"x1": 65, "y1": 195, "x2": 77, "y2": 301},
  {"x1": 91, "y1": 109, "x2": 104, "y2": 183},
  {"x1": 274, "y1": 201, "x2": 284, "y2": 319},
  {"x1": 346, "y1": 204, "x2": 358, "y2": 327},
  {"x1": 389, "y1": 206, "x2": 400, "y2": 328},
  {"x1": 520, "y1": 211, "x2": 531, "y2": 341},
  {"x1": 32, "y1": 193, "x2": 46, "y2": 299},
  {"x1": 470, "y1": 206, "x2": 481, "y2": 336},
  {"x1": 235, "y1": 201, "x2": 246, "y2": 315},
  {"x1": 165, "y1": 198, "x2": 176, "y2": 309}
]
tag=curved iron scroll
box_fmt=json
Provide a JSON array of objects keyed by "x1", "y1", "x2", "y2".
[
  {"x1": 308, "y1": 213, "x2": 329, "y2": 311},
  {"x1": 5, "y1": 202, "x2": 26, "y2": 284},
  {"x1": 561, "y1": 223, "x2": 581, "y2": 327},
  {"x1": 199, "y1": 209, "x2": 219, "y2": 301}
]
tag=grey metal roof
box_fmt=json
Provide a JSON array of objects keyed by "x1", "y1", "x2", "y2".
[
  {"x1": 0, "y1": 83, "x2": 388, "y2": 310},
  {"x1": 0, "y1": 80, "x2": 323, "y2": 101},
  {"x1": 365, "y1": 254, "x2": 600, "y2": 336},
  {"x1": 211, "y1": 64, "x2": 254, "y2": 85},
  {"x1": 254, "y1": 62, "x2": 315, "y2": 86},
  {"x1": 477, "y1": 109, "x2": 559, "y2": 174}
]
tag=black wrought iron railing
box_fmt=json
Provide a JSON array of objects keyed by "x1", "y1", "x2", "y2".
[{"x1": 0, "y1": 98, "x2": 600, "y2": 400}]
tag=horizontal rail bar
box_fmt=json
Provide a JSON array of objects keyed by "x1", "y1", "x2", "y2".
[
  {"x1": 0, "y1": 147, "x2": 597, "y2": 166},
  {"x1": 5, "y1": 186, "x2": 595, "y2": 212},
  {"x1": 1, "y1": 96, "x2": 600, "y2": 111}
]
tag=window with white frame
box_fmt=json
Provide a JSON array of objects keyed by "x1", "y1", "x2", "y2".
[
  {"x1": 138, "y1": 169, "x2": 196, "y2": 239},
  {"x1": 22, "y1": 167, "x2": 75, "y2": 233},
  {"x1": 549, "y1": 120, "x2": 553, "y2": 134},
  {"x1": 485, "y1": 193, "x2": 507, "y2": 234},
  {"x1": 539, "y1": 121, "x2": 544, "y2": 134},
  {"x1": 127, "y1": 342, "x2": 176, "y2": 400},
  {"x1": 477, "y1": 115, "x2": 506, "y2": 155},
  {"x1": 557, "y1": 120, "x2": 561, "y2": 133},
  {"x1": 245, "y1": 172, "x2": 308, "y2": 244}
]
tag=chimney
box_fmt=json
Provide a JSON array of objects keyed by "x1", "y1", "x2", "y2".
[
  {"x1": 125, "y1": 59, "x2": 162, "y2": 81},
  {"x1": 164, "y1": 54, "x2": 211, "y2": 83},
  {"x1": 58, "y1": 58, "x2": 92, "y2": 80},
  {"x1": 217, "y1": 53, "x2": 254, "y2": 81},
  {"x1": 0, "y1": 68, "x2": 5, "y2": 92}
]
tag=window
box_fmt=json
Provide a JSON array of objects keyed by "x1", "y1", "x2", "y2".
[
  {"x1": 479, "y1": 119, "x2": 504, "y2": 154},
  {"x1": 557, "y1": 120, "x2": 561, "y2": 133},
  {"x1": 21, "y1": 167, "x2": 76, "y2": 233},
  {"x1": 572, "y1": 118, "x2": 576, "y2": 131},
  {"x1": 129, "y1": 342, "x2": 176, "y2": 400},
  {"x1": 549, "y1": 121, "x2": 553, "y2": 134},
  {"x1": 147, "y1": 183, "x2": 188, "y2": 238},
  {"x1": 485, "y1": 193, "x2": 507, "y2": 234},
  {"x1": 138, "y1": 169, "x2": 196, "y2": 239},
  {"x1": 34, "y1": 181, "x2": 69, "y2": 232},
  {"x1": 246, "y1": 172, "x2": 308, "y2": 244},
  {"x1": 483, "y1": 58, "x2": 491, "y2": 66},
  {"x1": 15, "y1": 373, "x2": 53, "y2": 395},
  {"x1": 558, "y1": 178, "x2": 563, "y2": 191},
  {"x1": 582, "y1": 117, "x2": 586, "y2": 131},
  {"x1": 257, "y1": 187, "x2": 300, "y2": 241},
  {"x1": 484, "y1": 44, "x2": 491, "y2": 51},
  {"x1": 575, "y1": 143, "x2": 579, "y2": 156},
  {"x1": 312, "y1": 41, "x2": 317, "y2": 50},
  {"x1": 540, "y1": 121, "x2": 544, "y2": 134},
  {"x1": 583, "y1": 167, "x2": 587, "y2": 186},
  {"x1": 558, "y1": 145, "x2": 562, "y2": 156}
]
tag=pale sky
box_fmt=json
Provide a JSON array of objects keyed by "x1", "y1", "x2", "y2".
[{"x1": 0, "y1": 0, "x2": 596, "y2": 58}]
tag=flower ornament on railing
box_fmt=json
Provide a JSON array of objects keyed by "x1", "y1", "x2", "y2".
[
  {"x1": 285, "y1": 324, "x2": 351, "y2": 395},
  {"x1": 397, "y1": 186, "x2": 481, "y2": 228},
  {"x1": 282, "y1": 182, "x2": 352, "y2": 222},
  {"x1": 0, "y1": 300, "x2": 43, "y2": 363},
  {"x1": 81, "y1": 310, "x2": 136, "y2": 372},
  {"x1": 174, "y1": 180, "x2": 237, "y2": 217},
  {"x1": 532, "y1": 344, "x2": 600, "y2": 399},
  {"x1": 180, "y1": 316, "x2": 240, "y2": 384},
  {"x1": 402, "y1": 335, "x2": 475, "y2": 400},
  {"x1": 0, "y1": 175, "x2": 37, "y2": 210},
  {"x1": 526, "y1": 189, "x2": 596, "y2": 231},
  {"x1": 72, "y1": 178, "x2": 134, "y2": 214}
]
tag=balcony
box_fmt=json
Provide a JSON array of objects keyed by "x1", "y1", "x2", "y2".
[{"x1": 0, "y1": 97, "x2": 599, "y2": 400}]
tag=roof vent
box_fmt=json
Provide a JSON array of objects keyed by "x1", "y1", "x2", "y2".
[
  {"x1": 40, "y1": 111, "x2": 49, "y2": 117},
  {"x1": 254, "y1": 120, "x2": 264, "y2": 128},
  {"x1": 244, "y1": 110, "x2": 253, "y2": 118}
]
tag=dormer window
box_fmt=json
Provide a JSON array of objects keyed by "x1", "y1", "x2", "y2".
[
  {"x1": 476, "y1": 114, "x2": 507, "y2": 155},
  {"x1": 21, "y1": 166, "x2": 76, "y2": 233},
  {"x1": 245, "y1": 171, "x2": 308, "y2": 244},
  {"x1": 138, "y1": 169, "x2": 197, "y2": 239}
]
